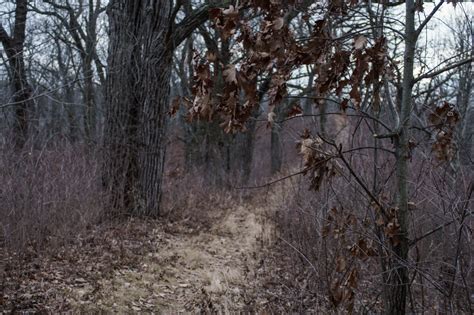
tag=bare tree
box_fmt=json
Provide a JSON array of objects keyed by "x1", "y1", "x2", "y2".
[
  {"x1": 31, "y1": 0, "x2": 107, "y2": 141},
  {"x1": 0, "y1": 0, "x2": 32, "y2": 148}
]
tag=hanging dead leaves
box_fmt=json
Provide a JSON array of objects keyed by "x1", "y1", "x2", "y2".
[
  {"x1": 187, "y1": 1, "x2": 388, "y2": 133},
  {"x1": 297, "y1": 129, "x2": 341, "y2": 191},
  {"x1": 343, "y1": 36, "x2": 386, "y2": 110},
  {"x1": 370, "y1": 199, "x2": 404, "y2": 246},
  {"x1": 286, "y1": 101, "x2": 303, "y2": 117},
  {"x1": 428, "y1": 101, "x2": 460, "y2": 161},
  {"x1": 189, "y1": 52, "x2": 214, "y2": 121},
  {"x1": 189, "y1": 2, "x2": 293, "y2": 132},
  {"x1": 323, "y1": 206, "x2": 377, "y2": 312}
]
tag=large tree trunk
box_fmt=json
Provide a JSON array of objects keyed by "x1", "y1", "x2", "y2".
[
  {"x1": 103, "y1": 1, "x2": 171, "y2": 217},
  {"x1": 0, "y1": 0, "x2": 32, "y2": 148}
]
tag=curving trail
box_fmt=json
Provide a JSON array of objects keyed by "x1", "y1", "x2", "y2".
[{"x1": 68, "y1": 205, "x2": 274, "y2": 313}]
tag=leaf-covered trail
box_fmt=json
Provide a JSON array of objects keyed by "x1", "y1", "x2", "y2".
[{"x1": 68, "y1": 205, "x2": 274, "y2": 312}]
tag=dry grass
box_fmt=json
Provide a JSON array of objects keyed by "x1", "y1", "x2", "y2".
[{"x1": 0, "y1": 141, "x2": 103, "y2": 251}]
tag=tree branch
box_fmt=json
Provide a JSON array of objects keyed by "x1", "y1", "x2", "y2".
[
  {"x1": 170, "y1": 4, "x2": 210, "y2": 50},
  {"x1": 409, "y1": 182, "x2": 473, "y2": 247},
  {"x1": 319, "y1": 134, "x2": 389, "y2": 219},
  {"x1": 414, "y1": 56, "x2": 474, "y2": 83},
  {"x1": 415, "y1": 0, "x2": 444, "y2": 38},
  {"x1": 235, "y1": 168, "x2": 309, "y2": 189},
  {"x1": 0, "y1": 24, "x2": 11, "y2": 47},
  {"x1": 381, "y1": 0, "x2": 406, "y2": 7}
]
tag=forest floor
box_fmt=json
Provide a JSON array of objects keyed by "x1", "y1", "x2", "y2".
[{"x1": 2, "y1": 200, "x2": 315, "y2": 313}]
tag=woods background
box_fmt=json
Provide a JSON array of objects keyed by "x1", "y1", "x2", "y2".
[{"x1": 0, "y1": 0, "x2": 473, "y2": 313}]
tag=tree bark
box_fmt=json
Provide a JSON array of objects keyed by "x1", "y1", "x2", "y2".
[
  {"x1": 103, "y1": 0, "x2": 172, "y2": 217},
  {"x1": 103, "y1": 1, "x2": 210, "y2": 216},
  {"x1": 271, "y1": 98, "x2": 290, "y2": 175},
  {"x1": 457, "y1": 33, "x2": 473, "y2": 166},
  {"x1": 385, "y1": 0, "x2": 416, "y2": 313},
  {"x1": 233, "y1": 108, "x2": 259, "y2": 183},
  {"x1": 0, "y1": 0, "x2": 32, "y2": 148}
]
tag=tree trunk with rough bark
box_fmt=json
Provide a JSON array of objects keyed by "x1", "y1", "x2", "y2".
[
  {"x1": 103, "y1": 1, "x2": 172, "y2": 217},
  {"x1": 103, "y1": 1, "x2": 210, "y2": 217},
  {"x1": 0, "y1": 0, "x2": 32, "y2": 148}
]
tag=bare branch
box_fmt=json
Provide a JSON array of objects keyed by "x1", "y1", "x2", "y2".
[
  {"x1": 409, "y1": 182, "x2": 474, "y2": 247},
  {"x1": 415, "y1": 0, "x2": 445, "y2": 38},
  {"x1": 319, "y1": 134, "x2": 389, "y2": 219},
  {"x1": 234, "y1": 168, "x2": 309, "y2": 189},
  {"x1": 373, "y1": 131, "x2": 400, "y2": 139},
  {"x1": 170, "y1": 4, "x2": 210, "y2": 50},
  {"x1": 414, "y1": 56, "x2": 474, "y2": 83}
]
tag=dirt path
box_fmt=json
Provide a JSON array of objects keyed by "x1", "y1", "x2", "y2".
[{"x1": 67, "y1": 205, "x2": 274, "y2": 313}]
